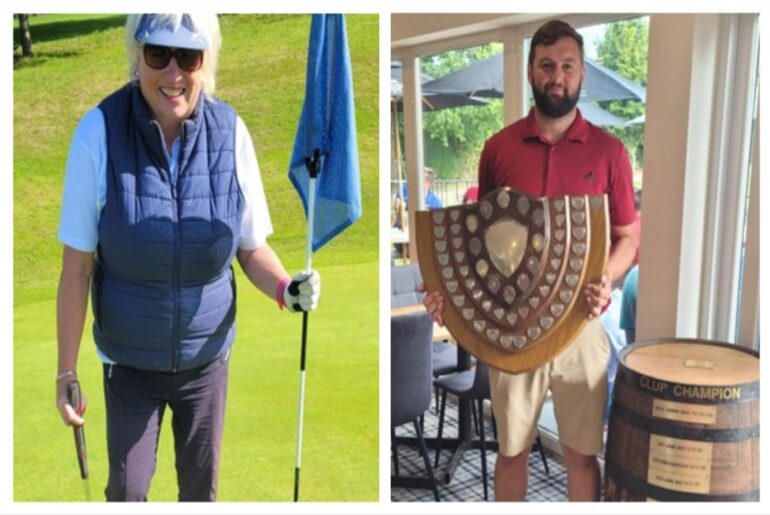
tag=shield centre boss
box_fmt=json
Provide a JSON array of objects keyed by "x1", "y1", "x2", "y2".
[{"x1": 416, "y1": 187, "x2": 609, "y2": 373}]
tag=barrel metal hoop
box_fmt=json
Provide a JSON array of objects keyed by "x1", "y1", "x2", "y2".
[
  {"x1": 611, "y1": 402, "x2": 760, "y2": 442},
  {"x1": 604, "y1": 457, "x2": 760, "y2": 502}
]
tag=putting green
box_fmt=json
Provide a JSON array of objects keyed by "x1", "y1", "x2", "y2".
[{"x1": 14, "y1": 262, "x2": 378, "y2": 501}]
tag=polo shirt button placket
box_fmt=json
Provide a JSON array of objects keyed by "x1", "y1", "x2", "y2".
[{"x1": 546, "y1": 146, "x2": 556, "y2": 194}]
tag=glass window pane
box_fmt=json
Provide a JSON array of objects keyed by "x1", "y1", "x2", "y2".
[
  {"x1": 417, "y1": 43, "x2": 504, "y2": 208},
  {"x1": 390, "y1": 59, "x2": 409, "y2": 263}
]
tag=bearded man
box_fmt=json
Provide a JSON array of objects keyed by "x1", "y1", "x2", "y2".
[{"x1": 422, "y1": 19, "x2": 638, "y2": 501}]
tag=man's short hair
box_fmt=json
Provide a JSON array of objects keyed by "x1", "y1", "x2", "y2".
[{"x1": 528, "y1": 20, "x2": 584, "y2": 66}]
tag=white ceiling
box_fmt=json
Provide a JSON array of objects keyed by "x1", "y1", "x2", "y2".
[{"x1": 391, "y1": 13, "x2": 556, "y2": 48}]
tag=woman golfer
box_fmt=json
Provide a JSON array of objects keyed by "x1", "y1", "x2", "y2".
[{"x1": 55, "y1": 13, "x2": 320, "y2": 501}]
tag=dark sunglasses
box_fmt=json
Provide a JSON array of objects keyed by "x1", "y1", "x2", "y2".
[{"x1": 143, "y1": 44, "x2": 204, "y2": 73}]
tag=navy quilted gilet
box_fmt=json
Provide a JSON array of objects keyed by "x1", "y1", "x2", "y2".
[{"x1": 93, "y1": 83, "x2": 243, "y2": 371}]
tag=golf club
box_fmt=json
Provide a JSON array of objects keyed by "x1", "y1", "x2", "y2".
[{"x1": 66, "y1": 381, "x2": 91, "y2": 501}]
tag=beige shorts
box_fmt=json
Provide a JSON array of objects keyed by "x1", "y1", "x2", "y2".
[{"x1": 489, "y1": 319, "x2": 609, "y2": 457}]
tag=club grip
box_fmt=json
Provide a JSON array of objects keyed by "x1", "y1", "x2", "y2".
[{"x1": 66, "y1": 381, "x2": 89, "y2": 479}]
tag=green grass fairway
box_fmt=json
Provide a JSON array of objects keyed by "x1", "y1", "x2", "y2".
[
  {"x1": 14, "y1": 262, "x2": 377, "y2": 501},
  {"x1": 14, "y1": 14, "x2": 378, "y2": 502}
]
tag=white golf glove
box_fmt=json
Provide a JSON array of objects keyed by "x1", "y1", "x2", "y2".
[{"x1": 283, "y1": 269, "x2": 321, "y2": 312}]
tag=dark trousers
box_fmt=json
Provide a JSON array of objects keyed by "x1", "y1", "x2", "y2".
[{"x1": 103, "y1": 352, "x2": 229, "y2": 501}]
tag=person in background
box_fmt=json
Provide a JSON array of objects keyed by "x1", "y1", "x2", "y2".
[
  {"x1": 604, "y1": 186, "x2": 642, "y2": 415},
  {"x1": 462, "y1": 184, "x2": 479, "y2": 204},
  {"x1": 391, "y1": 192, "x2": 408, "y2": 261},
  {"x1": 392, "y1": 193, "x2": 406, "y2": 230},
  {"x1": 401, "y1": 167, "x2": 443, "y2": 209},
  {"x1": 423, "y1": 169, "x2": 443, "y2": 209},
  {"x1": 630, "y1": 188, "x2": 642, "y2": 265},
  {"x1": 600, "y1": 282, "x2": 627, "y2": 421},
  {"x1": 55, "y1": 14, "x2": 320, "y2": 501},
  {"x1": 620, "y1": 187, "x2": 641, "y2": 342},
  {"x1": 620, "y1": 264, "x2": 639, "y2": 343}
]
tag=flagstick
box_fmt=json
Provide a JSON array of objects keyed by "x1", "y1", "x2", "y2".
[{"x1": 294, "y1": 151, "x2": 319, "y2": 502}]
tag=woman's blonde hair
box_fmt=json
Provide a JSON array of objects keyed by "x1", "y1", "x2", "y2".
[{"x1": 124, "y1": 14, "x2": 222, "y2": 95}]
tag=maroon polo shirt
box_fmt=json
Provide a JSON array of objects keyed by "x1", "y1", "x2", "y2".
[{"x1": 478, "y1": 108, "x2": 636, "y2": 227}]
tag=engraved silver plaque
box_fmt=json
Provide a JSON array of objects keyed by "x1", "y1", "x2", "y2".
[
  {"x1": 469, "y1": 237, "x2": 482, "y2": 256},
  {"x1": 496, "y1": 190, "x2": 510, "y2": 209},
  {"x1": 466, "y1": 214, "x2": 479, "y2": 233},
  {"x1": 532, "y1": 233, "x2": 544, "y2": 252},
  {"x1": 475, "y1": 259, "x2": 489, "y2": 278},
  {"x1": 485, "y1": 218, "x2": 528, "y2": 278},
  {"x1": 480, "y1": 200, "x2": 494, "y2": 219}
]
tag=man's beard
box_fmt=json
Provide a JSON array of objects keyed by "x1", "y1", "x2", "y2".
[{"x1": 531, "y1": 81, "x2": 581, "y2": 118}]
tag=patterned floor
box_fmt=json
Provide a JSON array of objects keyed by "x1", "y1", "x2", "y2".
[{"x1": 391, "y1": 396, "x2": 568, "y2": 502}]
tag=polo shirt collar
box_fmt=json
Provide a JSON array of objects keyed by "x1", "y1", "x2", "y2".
[{"x1": 522, "y1": 107, "x2": 590, "y2": 144}]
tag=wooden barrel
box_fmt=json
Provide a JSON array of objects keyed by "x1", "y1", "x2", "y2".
[{"x1": 604, "y1": 339, "x2": 759, "y2": 501}]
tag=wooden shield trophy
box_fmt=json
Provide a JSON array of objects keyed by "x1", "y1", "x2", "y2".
[{"x1": 416, "y1": 187, "x2": 610, "y2": 373}]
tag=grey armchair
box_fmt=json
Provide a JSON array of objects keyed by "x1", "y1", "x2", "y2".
[
  {"x1": 391, "y1": 263, "x2": 461, "y2": 378},
  {"x1": 391, "y1": 264, "x2": 425, "y2": 308},
  {"x1": 391, "y1": 311, "x2": 441, "y2": 501}
]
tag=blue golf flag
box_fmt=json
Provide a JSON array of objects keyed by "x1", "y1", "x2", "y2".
[{"x1": 289, "y1": 14, "x2": 362, "y2": 252}]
